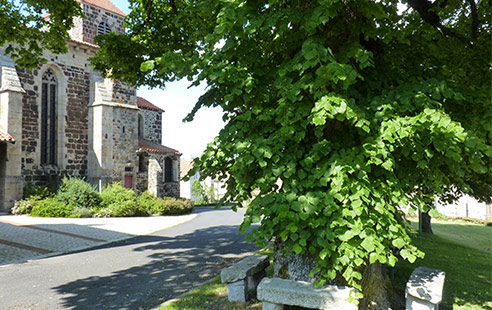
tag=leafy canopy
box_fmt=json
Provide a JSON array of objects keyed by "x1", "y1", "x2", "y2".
[
  {"x1": 0, "y1": 0, "x2": 82, "y2": 68},
  {"x1": 92, "y1": 0, "x2": 492, "y2": 295}
]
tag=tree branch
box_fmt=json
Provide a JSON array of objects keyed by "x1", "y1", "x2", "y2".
[
  {"x1": 407, "y1": 0, "x2": 472, "y2": 46},
  {"x1": 467, "y1": 0, "x2": 479, "y2": 40}
]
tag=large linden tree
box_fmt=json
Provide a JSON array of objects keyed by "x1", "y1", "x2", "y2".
[{"x1": 91, "y1": 0, "x2": 491, "y2": 308}]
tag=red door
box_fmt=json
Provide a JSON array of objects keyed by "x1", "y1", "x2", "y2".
[{"x1": 124, "y1": 175, "x2": 133, "y2": 189}]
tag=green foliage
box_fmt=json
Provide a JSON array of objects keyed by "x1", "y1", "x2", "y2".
[
  {"x1": 0, "y1": 0, "x2": 83, "y2": 68},
  {"x1": 30, "y1": 197, "x2": 74, "y2": 217},
  {"x1": 70, "y1": 207, "x2": 93, "y2": 218},
  {"x1": 12, "y1": 181, "x2": 194, "y2": 218},
  {"x1": 92, "y1": 0, "x2": 491, "y2": 295},
  {"x1": 100, "y1": 183, "x2": 148, "y2": 217},
  {"x1": 56, "y1": 177, "x2": 101, "y2": 209},
  {"x1": 158, "y1": 197, "x2": 195, "y2": 215},
  {"x1": 138, "y1": 191, "x2": 195, "y2": 215},
  {"x1": 23, "y1": 183, "x2": 54, "y2": 200},
  {"x1": 137, "y1": 191, "x2": 162, "y2": 211},
  {"x1": 192, "y1": 180, "x2": 218, "y2": 204}
]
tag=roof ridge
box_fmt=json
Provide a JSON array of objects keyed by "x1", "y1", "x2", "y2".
[
  {"x1": 137, "y1": 96, "x2": 165, "y2": 112},
  {"x1": 77, "y1": 0, "x2": 126, "y2": 17}
]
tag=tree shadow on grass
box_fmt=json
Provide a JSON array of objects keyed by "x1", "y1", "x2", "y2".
[{"x1": 52, "y1": 224, "x2": 260, "y2": 310}]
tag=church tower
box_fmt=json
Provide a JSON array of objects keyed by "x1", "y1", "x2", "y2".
[{"x1": 69, "y1": 0, "x2": 126, "y2": 45}]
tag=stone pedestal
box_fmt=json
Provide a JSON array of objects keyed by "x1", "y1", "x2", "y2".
[
  {"x1": 221, "y1": 255, "x2": 270, "y2": 303},
  {"x1": 405, "y1": 266, "x2": 445, "y2": 310}
]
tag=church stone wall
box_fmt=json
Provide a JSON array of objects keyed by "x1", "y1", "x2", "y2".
[
  {"x1": 16, "y1": 46, "x2": 92, "y2": 185},
  {"x1": 140, "y1": 108, "x2": 162, "y2": 144},
  {"x1": 73, "y1": 3, "x2": 125, "y2": 45},
  {"x1": 111, "y1": 106, "x2": 138, "y2": 183}
]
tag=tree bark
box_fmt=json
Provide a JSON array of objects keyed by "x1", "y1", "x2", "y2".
[
  {"x1": 422, "y1": 210, "x2": 433, "y2": 234},
  {"x1": 273, "y1": 239, "x2": 320, "y2": 283},
  {"x1": 273, "y1": 239, "x2": 392, "y2": 309},
  {"x1": 359, "y1": 262, "x2": 392, "y2": 310}
]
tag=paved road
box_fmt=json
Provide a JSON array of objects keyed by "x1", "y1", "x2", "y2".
[
  {"x1": 0, "y1": 214, "x2": 196, "y2": 266},
  {"x1": 0, "y1": 209, "x2": 259, "y2": 310}
]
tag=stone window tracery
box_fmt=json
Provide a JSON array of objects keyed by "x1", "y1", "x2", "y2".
[
  {"x1": 41, "y1": 69, "x2": 57, "y2": 165},
  {"x1": 97, "y1": 21, "x2": 112, "y2": 36}
]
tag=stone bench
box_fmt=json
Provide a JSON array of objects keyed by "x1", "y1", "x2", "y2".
[
  {"x1": 406, "y1": 266, "x2": 446, "y2": 310},
  {"x1": 257, "y1": 277, "x2": 357, "y2": 310},
  {"x1": 220, "y1": 255, "x2": 270, "y2": 302}
]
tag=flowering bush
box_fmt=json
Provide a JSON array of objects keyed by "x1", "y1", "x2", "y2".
[{"x1": 11, "y1": 198, "x2": 37, "y2": 215}]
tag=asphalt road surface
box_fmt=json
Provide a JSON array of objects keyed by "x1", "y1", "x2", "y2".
[{"x1": 0, "y1": 208, "x2": 260, "y2": 310}]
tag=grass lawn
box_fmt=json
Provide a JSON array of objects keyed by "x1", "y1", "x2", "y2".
[
  {"x1": 393, "y1": 219, "x2": 492, "y2": 310},
  {"x1": 159, "y1": 219, "x2": 491, "y2": 310}
]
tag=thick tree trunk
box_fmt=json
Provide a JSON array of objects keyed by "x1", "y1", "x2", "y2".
[
  {"x1": 273, "y1": 239, "x2": 392, "y2": 309},
  {"x1": 359, "y1": 262, "x2": 392, "y2": 310},
  {"x1": 422, "y1": 210, "x2": 433, "y2": 234},
  {"x1": 273, "y1": 239, "x2": 320, "y2": 283}
]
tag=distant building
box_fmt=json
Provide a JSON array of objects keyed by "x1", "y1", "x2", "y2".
[
  {"x1": 436, "y1": 195, "x2": 492, "y2": 222},
  {"x1": 0, "y1": 0, "x2": 181, "y2": 212},
  {"x1": 180, "y1": 159, "x2": 226, "y2": 202}
]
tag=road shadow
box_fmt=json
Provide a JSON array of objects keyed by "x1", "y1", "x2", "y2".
[{"x1": 52, "y1": 224, "x2": 260, "y2": 310}]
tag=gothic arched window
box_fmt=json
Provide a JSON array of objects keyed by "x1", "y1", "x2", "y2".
[
  {"x1": 41, "y1": 69, "x2": 57, "y2": 165},
  {"x1": 97, "y1": 21, "x2": 112, "y2": 35}
]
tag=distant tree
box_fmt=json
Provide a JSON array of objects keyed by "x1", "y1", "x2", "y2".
[
  {"x1": 92, "y1": 0, "x2": 491, "y2": 308},
  {"x1": 0, "y1": 0, "x2": 82, "y2": 69},
  {"x1": 192, "y1": 180, "x2": 218, "y2": 204}
]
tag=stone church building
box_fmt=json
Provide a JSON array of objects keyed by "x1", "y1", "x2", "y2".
[{"x1": 0, "y1": 0, "x2": 181, "y2": 212}]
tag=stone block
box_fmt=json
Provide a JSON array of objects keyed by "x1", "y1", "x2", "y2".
[
  {"x1": 222, "y1": 255, "x2": 269, "y2": 303},
  {"x1": 227, "y1": 280, "x2": 247, "y2": 302},
  {"x1": 221, "y1": 255, "x2": 270, "y2": 283},
  {"x1": 263, "y1": 301, "x2": 283, "y2": 310},
  {"x1": 257, "y1": 278, "x2": 357, "y2": 310},
  {"x1": 406, "y1": 266, "x2": 445, "y2": 310}
]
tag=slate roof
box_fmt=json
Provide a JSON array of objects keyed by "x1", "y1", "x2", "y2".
[
  {"x1": 78, "y1": 0, "x2": 126, "y2": 16},
  {"x1": 137, "y1": 97, "x2": 165, "y2": 112},
  {"x1": 0, "y1": 127, "x2": 15, "y2": 143},
  {"x1": 138, "y1": 138, "x2": 181, "y2": 155}
]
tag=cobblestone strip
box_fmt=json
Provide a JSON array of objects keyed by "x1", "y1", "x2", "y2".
[
  {"x1": 0, "y1": 223, "x2": 101, "y2": 253},
  {"x1": 0, "y1": 219, "x2": 105, "y2": 242},
  {"x1": 0, "y1": 243, "x2": 49, "y2": 266},
  {"x1": 0, "y1": 239, "x2": 52, "y2": 254}
]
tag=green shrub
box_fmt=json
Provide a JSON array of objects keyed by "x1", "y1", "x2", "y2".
[
  {"x1": 101, "y1": 183, "x2": 149, "y2": 217},
  {"x1": 11, "y1": 197, "x2": 39, "y2": 215},
  {"x1": 110, "y1": 199, "x2": 147, "y2": 217},
  {"x1": 30, "y1": 197, "x2": 75, "y2": 217},
  {"x1": 100, "y1": 183, "x2": 134, "y2": 206},
  {"x1": 23, "y1": 182, "x2": 54, "y2": 199},
  {"x1": 136, "y1": 191, "x2": 161, "y2": 213},
  {"x1": 152, "y1": 197, "x2": 194, "y2": 215},
  {"x1": 57, "y1": 177, "x2": 101, "y2": 209},
  {"x1": 71, "y1": 207, "x2": 93, "y2": 218}
]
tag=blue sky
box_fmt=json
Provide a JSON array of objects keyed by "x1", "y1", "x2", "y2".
[{"x1": 111, "y1": 0, "x2": 224, "y2": 159}]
